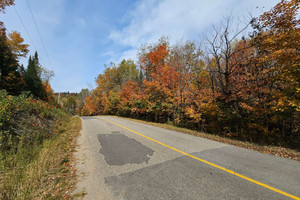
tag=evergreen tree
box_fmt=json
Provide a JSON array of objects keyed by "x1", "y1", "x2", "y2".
[
  {"x1": 0, "y1": 32, "x2": 24, "y2": 95},
  {"x1": 25, "y1": 52, "x2": 43, "y2": 98}
]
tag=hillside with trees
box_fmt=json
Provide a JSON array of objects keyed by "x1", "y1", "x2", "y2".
[
  {"x1": 79, "y1": 0, "x2": 299, "y2": 150},
  {"x1": 0, "y1": 1, "x2": 81, "y2": 198}
]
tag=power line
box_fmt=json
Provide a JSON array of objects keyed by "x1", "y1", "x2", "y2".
[
  {"x1": 25, "y1": 0, "x2": 53, "y2": 71},
  {"x1": 5, "y1": 0, "x2": 62, "y2": 93},
  {"x1": 25, "y1": 0, "x2": 63, "y2": 92},
  {"x1": 4, "y1": 1, "x2": 38, "y2": 83},
  {"x1": 12, "y1": 5, "x2": 38, "y2": 52}
]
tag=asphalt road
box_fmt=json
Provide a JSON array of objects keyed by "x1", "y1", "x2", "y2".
[{"x1": 74, "y1": 116, "x2": 300, "y2": 200}]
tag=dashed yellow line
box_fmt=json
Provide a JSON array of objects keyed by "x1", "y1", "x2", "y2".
[{"x1": 101, "y1": 118, "x2": 300, "y2": 200}]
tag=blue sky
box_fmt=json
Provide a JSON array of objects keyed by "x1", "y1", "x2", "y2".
[{"x1": 1, "y1": 0, "x2": 277, "y2": 92}]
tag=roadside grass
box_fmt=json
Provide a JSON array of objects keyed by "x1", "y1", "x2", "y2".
[
  {"x1": 0, "y1": 116, "x2": 81, "y2": 199},
  {"x1": 113, "y1": 116, "x2": 300, "y2": 161}
]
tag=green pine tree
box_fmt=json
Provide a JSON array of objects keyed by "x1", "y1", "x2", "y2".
[{"x1": 25, "y1": 52, "x2": 43, "y2": 98}]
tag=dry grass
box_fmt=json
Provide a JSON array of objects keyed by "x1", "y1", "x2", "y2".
[
  {"x1": 115, "y1": 116, "x2": 300, "y2": 161},
  {"x1": 0, "y1": 116, "x2": 82, "y2": 199}
]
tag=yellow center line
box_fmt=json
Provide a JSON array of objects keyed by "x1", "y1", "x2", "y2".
[{"x1": 101, "y1": 118, "x2": 300, "y2": 200}]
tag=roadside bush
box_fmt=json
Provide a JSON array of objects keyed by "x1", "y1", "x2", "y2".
[
  {"x1": 0, "y1": 90, "x2": 79, "y2": 199},
  {"x1": 0, "y1": 90, "x2": 67, "y2": 153}
]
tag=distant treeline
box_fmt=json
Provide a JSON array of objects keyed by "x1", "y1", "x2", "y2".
[{"x1": 54, "y1": 89, "x2": 91, "y2": 115}]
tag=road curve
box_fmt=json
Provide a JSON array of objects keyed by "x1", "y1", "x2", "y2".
[{"x1": 74, "y1": 116, "x2": 300, "y2": 200}]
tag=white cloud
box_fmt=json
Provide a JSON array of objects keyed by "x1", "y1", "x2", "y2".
[
  {"x1": 109, "y1": 0, "x2": 229, "y2": 48},
  {"x1": 109, "y1": 0, "x2": 277, "y2": 62},
  {"x1": 101, "y1": 51, "x2": 114, "y2": 57}
]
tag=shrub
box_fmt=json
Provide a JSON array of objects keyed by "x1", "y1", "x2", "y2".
[{"x1": 0, "y1": 90, "x2": 67, "y2": 153}]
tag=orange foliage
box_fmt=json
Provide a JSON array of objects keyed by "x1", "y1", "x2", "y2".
[
  {"x1": 255, "y1": 0, "x2": 300, "y2": 112},
  {"x1": 42, "y1": 81, "x2": 55, "y2": 103},
  {"x1": 7, "y1": 31, "x2": 29, "y2": 57},
  {"x1": 118, "y1": 80, "x2": 146, "y2": 116},
  {"x1": 81, "y1": 95, "x2": 100, "y2": 116}
]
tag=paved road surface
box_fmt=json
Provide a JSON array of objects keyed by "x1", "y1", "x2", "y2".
[{"x1": 74, "y1": 116, "x2": 300, "y2": 200}]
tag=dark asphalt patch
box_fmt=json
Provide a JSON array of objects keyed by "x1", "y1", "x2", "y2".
[
  {"x1": 97, "y1": 134, "x2": 154, "y2": 166},
  {"x1": 104, "y1": 152, "x2": 287, "y2": 200}
]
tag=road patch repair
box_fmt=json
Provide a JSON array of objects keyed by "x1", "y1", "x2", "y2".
[{"x1": 97, "y1": 134, "x2": 154, "y2": 165}]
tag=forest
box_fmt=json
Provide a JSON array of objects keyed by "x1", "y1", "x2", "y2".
[{"x1": 79, "y1": 0, "x2": 299, "y2": 150}]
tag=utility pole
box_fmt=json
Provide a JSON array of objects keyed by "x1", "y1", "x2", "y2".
[{"x1": 58, "y1": 92, "x2": 60, "y2": 105}]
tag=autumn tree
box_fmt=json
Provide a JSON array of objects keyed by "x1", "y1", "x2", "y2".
[
  {"x1": 204, "y1": 16, "x2": 253, "y2": 98},
  {"x1": 80, "y1": 94, "x2": 100, "y2": 116},
  {"x1": 42, "y1": 81, "x2": 56, "y2": 103},
  {"x1": 0, "y1": 32, "x2": 25, "y2": 94},
  {"x1": 118, "y1": 80, "x2": 146, "y2": 117},
  {"x1": 253, "y1": 0, "x2": 299, "y2": 110},
  {"x1": 0, "y1": 0, "x2": 29, "y2": 95},
  {"x1": 212, "y1": 0, "x2": 300, "y2": 144},
  {"x1": 79, "y1": 59, "x2": 140, "y2": 115},
  {"x1": 245, "y1": 0, "x2": 300, "y2": 145},
  {"x1": 169, "y1": 41, "x2": 207, "y2": 123},
  {"x1": 6, "y1": 31, "x2": 29, "y2": 58},
  {"x1": 200, "y1": 16, "x2": 260, "y2": 135},
  {"x1": 139, "y1": 39, "x2": 180, "y2": 122}
]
